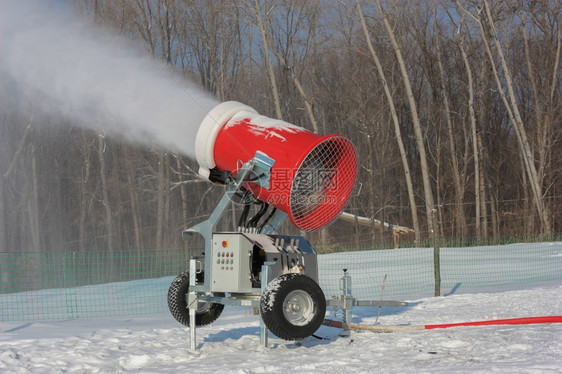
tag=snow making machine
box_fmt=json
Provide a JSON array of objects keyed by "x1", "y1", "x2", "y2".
[{"x1": 167, "y1": 101, "x2": 359, "y2": 348}]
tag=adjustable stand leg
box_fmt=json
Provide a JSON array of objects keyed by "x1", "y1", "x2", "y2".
[
  {"x1": 189, "y1": 308, "x2": 196, "y2": 351},
  {"x1": 340, "y1": 269, "x2": 353, "y2": 323},
  {"x1": 259, "y1": 262, "x2": 275, "y2": 348},
  {"x1": 340, "y1": 269, "x2": 353, "y2": 337},
  {"x1": 189, "y1": 259, "x2": 198, "y2": 350},
  {"x1": 259, "y1": 313, "x2": 268, "y2": 348}
]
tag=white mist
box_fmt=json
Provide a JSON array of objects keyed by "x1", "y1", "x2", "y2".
[{"x1": 0, "y1": 0, "x2": 218, "y2": 157}]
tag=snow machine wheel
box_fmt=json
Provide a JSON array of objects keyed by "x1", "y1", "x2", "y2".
[
  {"x1": 167, "y1": 271, "x2": 224, "y2": 327},
  {"x1": 260, "y1": 273, "x2": 326, "y2": 340}
]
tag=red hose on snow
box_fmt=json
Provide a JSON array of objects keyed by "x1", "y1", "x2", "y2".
[
  {"x1": 424, "y1": 315, "x2": 562, "y2": 329},
  {"x1": 323, "y1": 316, "x2": 562, "y2": 332}
]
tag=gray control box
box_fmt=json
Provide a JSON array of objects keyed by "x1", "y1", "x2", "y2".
[{"x1": 210, "y1": 233, "x2": 253, "y2": 293}]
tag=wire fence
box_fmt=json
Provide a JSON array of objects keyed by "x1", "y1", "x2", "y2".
[{"x1": 1, "y1": 235, "x2": 561, "y2": 322}]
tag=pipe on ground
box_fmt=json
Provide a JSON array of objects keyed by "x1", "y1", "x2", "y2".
[{"x1": 323, "y1": 316, "x2": 562, "y2": 333}]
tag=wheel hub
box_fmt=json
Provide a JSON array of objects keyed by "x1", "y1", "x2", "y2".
[{"x1": 283, "y1": 290, "x2": 314, "y2": 326}]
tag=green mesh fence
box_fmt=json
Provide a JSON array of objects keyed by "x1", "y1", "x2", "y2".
[
  {"x1": 0, "y1": 248, "x2": 194, "y2": 321},
  {"x1": 318, "y1": 242, "x2": 562, "y2": 301},
  {"x1": 1, "y1": 238, "x2": 561, "y2": 322}
]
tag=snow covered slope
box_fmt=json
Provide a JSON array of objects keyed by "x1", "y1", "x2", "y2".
[
  {"x1": 2, "y1": 239, "x2": 561, "y2": 372},
  {"x1": 1, "y1": 282, "x2": 561, "y2": 373}
]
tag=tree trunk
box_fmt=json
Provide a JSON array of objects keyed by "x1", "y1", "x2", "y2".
[
  {"x1": 477, "y1": 131, "x2": 488, "y2": 238},
  {"x1": 253, "y1": 0, "x2": 282, "y2": 119},
  {"x1": 372, "y1": 0, "x2": 438, "y2": 297},
  {"x1": 460, "y1": 39, "x2": 481, "y2": 238},
  {"x1": 374, "y1": 0, "x2": 436, "y2": 239},
  {"x1": 134, "y1": 0, "x2": 156, "y2": 55},
  {"x1": 484, "y1": 0, "x2": 551, "y2": 234},
  {"x1": 520, "y1": 151, "x2": 535, "y2": 235},
  {"x1": 127, "y1": 153, "x2": 142, "y2": 251},
  {"x1": 0, "y1": 119, "x2": 31, "y2": 267},
  {"x1": 98, "y1": 135, "x2": 114, "y2": 252},
  {"x1": 462, "y1": 0, "x2": 552, "y2": 234},
  {"x1": 435, "y1": 134, "x2": 445, "y2": 237},
  {"x1": 266, "y1": 39, "x2": 319, "y2": 132},
  {"x1": 28, "y1": 143, "x2": 41, "y2": 253},
  {"x1": 159, "y1": 0, "x2": 173, "y2": 64},
  {"x1": 78, "y1": 132, "x2": 92, "y2": 253},
  {"x1": 490, "y1": 190, "x2": 498, "y2": 237},
  {"x1": 520, "y1": 6, "x2": 560, "y2": 237},
  {"x1": 176, "y1": 157, "x2": 189, "y2": 249},
  {"x1": 356, "y1": 0, "x2": 420, "y2": 242},
  {"x1": 367, "y1": 134, "x2": 377, "y2": 243},
  {"x1": 156, "y1": 152, "x2": 166, "y2": 249},
  {"x1": 434, "y1": 5, "x2": 467, "y2": 238}
]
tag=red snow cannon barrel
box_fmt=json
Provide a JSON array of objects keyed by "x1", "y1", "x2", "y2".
[{"x1": 195, "y1": 101, "x2": 358, "y2": 231}]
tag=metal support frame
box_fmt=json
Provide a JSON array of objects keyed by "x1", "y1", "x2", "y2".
[
  {"x1": 183, "y1": 155, "x2": 407, "y2": 349},
  {"x1": 183, "y1": 153, "x2": 286, "y2": 293},
  {"x1": 326, "y1": 269, "x2": 408, "y2": 334},
  {"x1": 340, "y1": 269, "x2": 353, "y2": 324},
  {"x1": 185, "y1": 154, "x2": 286, "y2": 350},
  {"x1": 187, "y1": 262, "x2": 276, "y2": 350},
  {"x1": 188, "y1": 258, "x2": 198, "y2": 350}
]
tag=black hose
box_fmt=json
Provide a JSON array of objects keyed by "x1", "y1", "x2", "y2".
[
  {"x1": 247, "y1": 201, "x2": 269, "y2": 228},
  {"x1": 257, "y1": 207, "x2": 277, "y2": 233},
  {"x1": 238, "y1": 203, "x2": 251, "y2": 228}
]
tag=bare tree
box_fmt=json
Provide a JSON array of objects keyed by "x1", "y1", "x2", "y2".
[
  {"x1": 175, "y1": 1, "x2": 244, "y2": 100},
  {"x1": 125, "y1": 150, "x2": 142, "y2": 251},
  {"x1": 3, "y1": 0, "x2": 561, "y2": 263},
  {"x1": 262, "y1": 0, "x2": 321, "y2": 132},
  {"x1": 518, "y1": 0, "x2": 561, "y2": 234},
  {"x1": 458, "y1": 0, "x2": 553, "y2": 234},
  {"x1": 372, "y1": 0, "x2": 437, "y2": 239},
  {"x1": 78, "y1": 131, "x2": 94, "y2": 253},
  {"x1": 356, "y1": 0, "x2": 420, "y2": 242},
  {"x1": 97, "y1": 134, "x2": 114, "y2": 252},
  {"x1": 247, "y1": 0, "x2": 283, "y2": 119},
  {"x1": 0, "y1": 120, "x2": 32, "y2": 256},
  {"x1": 434, "y1": 2, "x2": 467, "y2": 238},
  {"x1": 155, "y1": 153, "x2": 168, "y2": 249},
  {"x1": 453, "y1": 9, "x2": 485, "y2": 237}
]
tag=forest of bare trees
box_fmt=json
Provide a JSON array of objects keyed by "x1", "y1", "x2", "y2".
[{"x1": 0, "y1": 0, "x2": 560, "y2": 255}]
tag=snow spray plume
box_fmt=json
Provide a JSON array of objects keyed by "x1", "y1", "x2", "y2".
[{"x1": 0, "y1": 0, "x2": 218, "y2": 157}]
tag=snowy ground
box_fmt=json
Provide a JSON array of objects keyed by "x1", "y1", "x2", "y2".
[{"x1": 1, "y1": 280, "x2": 561, "y2": 373}]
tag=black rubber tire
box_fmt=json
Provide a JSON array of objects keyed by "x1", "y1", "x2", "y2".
[
  {"x1": 167, "y1": 271, "x2": 224, "y2": 327},
  {"x1": 260, "y1": 273, "x2": 326, "y2": 340}
]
